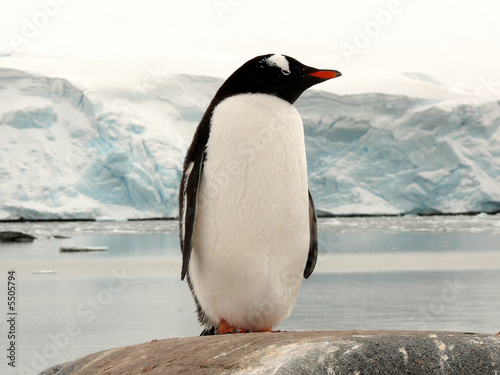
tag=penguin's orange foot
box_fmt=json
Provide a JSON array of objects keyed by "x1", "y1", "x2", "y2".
[
  {"x1": 214, "y1": 319, "x2": 250, "y2": 334},
  {"x1": 214, "y1": 320, "x2": 279, "y2": 334}
]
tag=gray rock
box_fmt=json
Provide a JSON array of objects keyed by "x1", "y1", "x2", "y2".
[
  {"x1": 38, "y1": 330, "x2": 500, "y2": 375},
  {"x1": 0, "y1": 231, "x2": 36, "y2": 242}
]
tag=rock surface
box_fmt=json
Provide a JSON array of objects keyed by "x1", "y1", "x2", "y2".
[{"x1": 39, "y1": 330, "x2": 500, "y2": 375}]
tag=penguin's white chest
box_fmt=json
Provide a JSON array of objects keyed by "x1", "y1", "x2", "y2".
[{"x1": 190, "y1": 93, "x2": 310, "y2": 331}]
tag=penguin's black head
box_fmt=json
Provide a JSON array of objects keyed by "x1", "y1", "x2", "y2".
[{"x1": 216, "y1": 54, "x2": 341, "y2": 104}]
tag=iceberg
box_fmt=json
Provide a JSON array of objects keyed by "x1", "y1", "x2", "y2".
[
  {"x1": 0, "y1": 65, "x2": 499, "y2": 220},
  {"x1": 297, "y1": 91, "x2": 500, "y2": 215}
]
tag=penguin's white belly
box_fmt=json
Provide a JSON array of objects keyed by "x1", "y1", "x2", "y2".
[{"x1": 190, "y1": 93, "x2": 310, "y2": 331}]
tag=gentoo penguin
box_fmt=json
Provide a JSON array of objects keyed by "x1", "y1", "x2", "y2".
[{"x1": 179, "y1": 54, "x2": 341, "y2": 335}]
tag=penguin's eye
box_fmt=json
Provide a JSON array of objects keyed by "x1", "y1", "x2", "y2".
[{"x1": 281, "y1": 69, "x2": 290, "y2": 76}]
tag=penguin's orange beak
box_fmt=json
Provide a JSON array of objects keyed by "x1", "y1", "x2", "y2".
[{"x1": 308, "y1": 70, "x2": 342, "y2": 80}]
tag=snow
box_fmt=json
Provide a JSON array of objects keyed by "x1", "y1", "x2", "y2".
[
  {"x1": 298, "y1": 91, "x2": 500, "y2": 215},
  {"x1": 0, "y1": 67, "x2": 198, "y2": 220},
  {"x1": 0, "y1": 57, "x2": 499, "y2": 220}
]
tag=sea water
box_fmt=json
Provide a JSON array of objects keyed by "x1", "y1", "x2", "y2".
[{"x1": 1, "y1": 216, "x2": 499, "y2": 374}]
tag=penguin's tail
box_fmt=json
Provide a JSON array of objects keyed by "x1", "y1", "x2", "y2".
[{"x1": 200, "y1": 326, "x2": 216, "y2": 336}]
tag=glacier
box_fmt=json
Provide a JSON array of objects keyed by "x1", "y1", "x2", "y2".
[{"x1": 0, "y1": 65, "x2": 499, "y2": 220}]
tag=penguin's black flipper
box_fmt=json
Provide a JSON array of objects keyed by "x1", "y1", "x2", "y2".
[
  {"x1": 179, "y1": 93, "x2": 219, "y2": 282},
  {"x1": 179, "y1": 146, "x2": 205, "y2": 281},
  {"x1": 303, "y1": 190, "x2": 318, "y2": 279}
]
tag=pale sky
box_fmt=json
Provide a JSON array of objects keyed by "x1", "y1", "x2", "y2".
[{"x1": 0, "y1": 0, "x2": 499, "y2": 93}]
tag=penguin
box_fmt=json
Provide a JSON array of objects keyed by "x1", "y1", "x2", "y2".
[{"x1": 179, "y1": 54, "x2": 341, "y2": 335}]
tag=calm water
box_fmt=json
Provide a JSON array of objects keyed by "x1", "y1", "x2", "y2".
[{"x1": 1, "y1": 216, "x2": 500, "y2": 374}]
